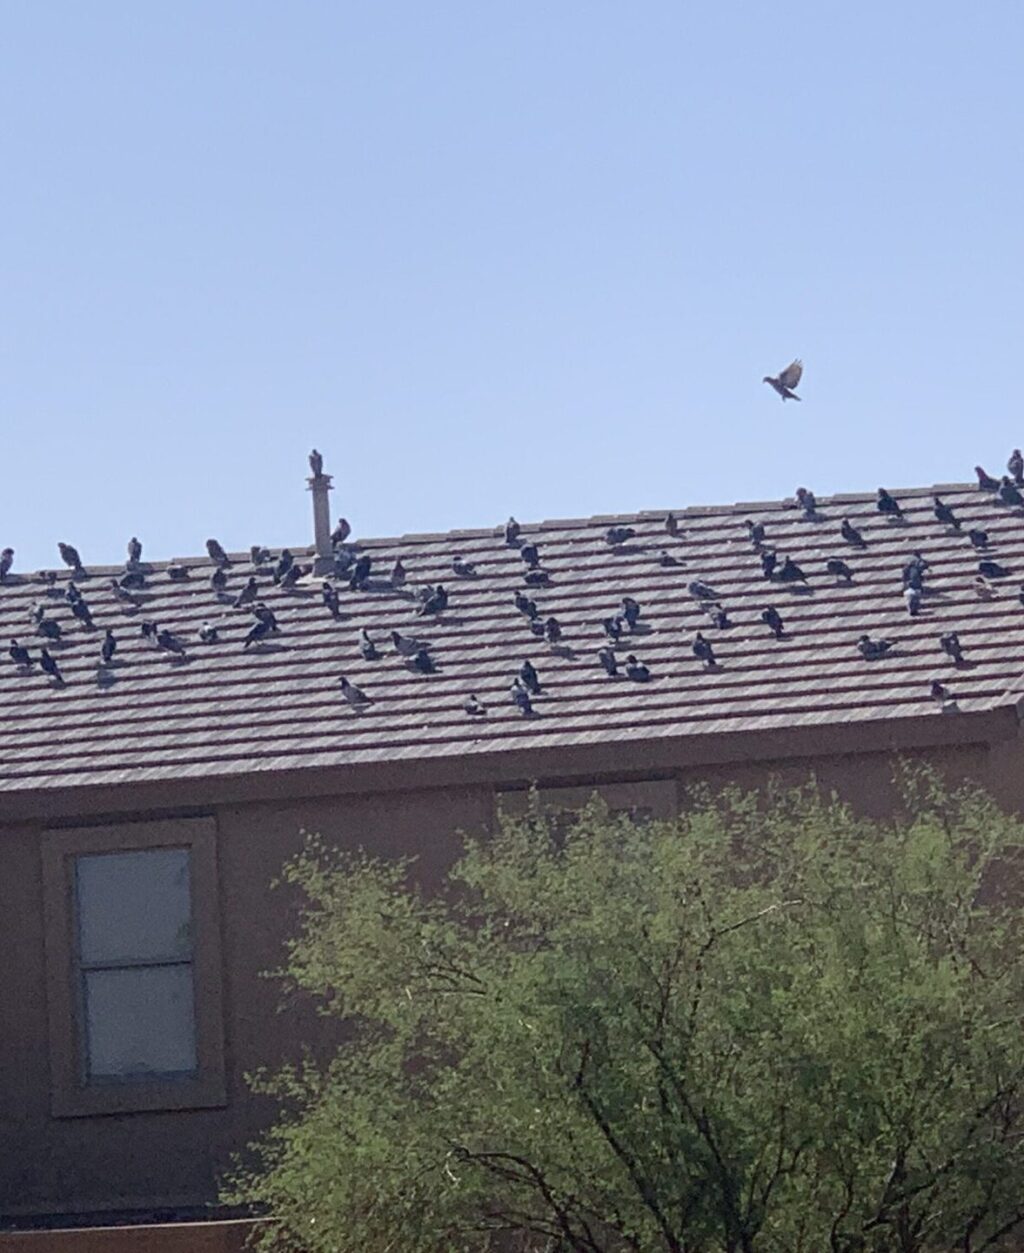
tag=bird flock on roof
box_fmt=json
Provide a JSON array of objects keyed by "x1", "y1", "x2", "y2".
[{"x1": 5, "y1": 443, "x2": 1024, "y2": 723}]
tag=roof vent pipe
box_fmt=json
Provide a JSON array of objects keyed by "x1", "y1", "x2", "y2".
[{"x1": 307, "y1": 449, "x2": 335, "y2": 575}]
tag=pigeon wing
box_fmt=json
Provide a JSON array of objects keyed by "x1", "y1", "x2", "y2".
[{"x1": 778, "y1": 359, "x2": 803, "y2": 390}]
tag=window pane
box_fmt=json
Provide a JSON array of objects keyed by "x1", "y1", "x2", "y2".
[
  {"x1": 84, "y1": 965, "x2": 197, "y2": 1078},
  {"x1": 76, "y1": 848, "x2": 191, "y2": 964}
]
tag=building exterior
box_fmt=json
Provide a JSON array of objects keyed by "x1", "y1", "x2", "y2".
[{"x1": 3, "y1": 468, "x2": 1024, "y2": 1241}]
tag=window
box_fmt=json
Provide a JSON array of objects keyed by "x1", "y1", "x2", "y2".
[{"x1": 42, "y1": 818, "x2": 226, "y2": 1117}]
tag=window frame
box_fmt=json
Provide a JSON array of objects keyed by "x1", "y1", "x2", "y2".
[{"x1": 42, "y1": 817, "x2": 227, "y2": 1118}]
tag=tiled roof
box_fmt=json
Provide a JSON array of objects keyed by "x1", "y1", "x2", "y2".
[{"x1": 3, "y1": 482, "x2": 1024, "y2": 794}]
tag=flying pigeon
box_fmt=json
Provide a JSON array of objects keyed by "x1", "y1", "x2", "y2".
[
  {"x1": 39, "y1": 648, "x2": 63, "y2": 683},
  {"x1": 339, "y1": 676, "x2": 371, "y2": 706},
  {"x1": 1009, "y1": 449, "x2": 1024, "y2": 486},
  {"x1": 998, "y1": 478, "x2": 1024, "y2": 508},
  {"x1": 206, "y1": 538, "x2": 230, "y2": 566},
  {"x1": 904, "y1": 586, "x2": 922, "y2": 616},
  {"x1": 233, "y1": 577, "x2": 259, "y2": 607},
  {"x1": 940, "y1": 632, "x2": 964, "y2": 665},
  {"x1": 763, "y1": 359, "x2": 803, "y2": 401},
  {"x1": 309, "y1": 448, "x2": 323, "y2": 477},
  {"x1": 198, "y1": 623, "x2": 220, "y2": 643},
  {"x1": 510, "y1": 678, "x2": 533, "y2": 716},
  {"x1": 876, "y1": 489, "x2": 903, "y2": 518},
  {"x1": 273, "y1": 549, "x2": 295, "y2": 584},
  {"x1": 391, "y1": 629, "x2": 429, "y2": 657},
  {"x1": 778, "y1": 557, "x2": 807, "y2": 583},
  {"x1": 322, "y1": 582, "x2": 340, "y2": 617},
  {"x1": 968, "y1": 528, "x2": 989, "y2": 549},
  {"x1": 331, "y1": 518, "x2": 351, "y2": 546},
  {"x1": 519, "y1": 659, "x2": 541, "y2": 694},
  {"x1": 514, "y1": 591, "x2": 538, "y2": 619},
  {"x1": 840, "y1": 519, "x2": 865, "y2": 547},
  {"x1": 933, "y1": 497, "x2": 960, "y2": 529},
  {"x1": 544, "y1": 617, "x2": 561, "y2": 643},
  {"x1": 390, "y1": 558, "x2": 406, "y2": 588},
  {"x1": 979, "y1": 559, "x2": 1010, "y2": 579},
  {"x1": 761, "y1": 607, "x2": 784, "y2": 639},
  {"x1": 760, "y1": 551, "x2": 778, "y2": 579},
  {"x1": 624, "y1": 654, "x2": 650, "y2": 681},
  {"x1": 597, "y1": 646, "x2": 618, "y2": 676},
  {"x1": 826, "y1": 558, "x2": 853, "y2": 583},
  {"x1": 620, "y1": 597, "x2": 641, "y2": 629},
  {"x1": 58, "y1": 542, "x2": 82, "y2": 570},
  {"x1": 157, "y1": 629, "x2": 186, "y2": 656},
  {"x1": 692, "y1": 632, "x2": 716, "y2": 668},
  {"x1": 452, "y1": 555, "x2": 477, "y2": 578},
  {"x1": 0, "y1": 548, "x2": 12, "y2": 581},
  {"x1": 745, "y1": 520, "x2": 765, "y2": 546},
  {"x1": 101, "y1": 629, "x2": 117, "y2": 664},
  {"x1": 126, "y1": 537, "x2": 142, "y2": 566},
  {"x1": 688, "y1": 579, "x2": 717, "y2": 600},
  {"x1": 464, "y1": 694, "x2": 486, "y2": 716},
  {"x1": 418, "y1": 585, "x2": 448, "y2": 616},
  {"x1": 504, "y1": 517, "x2": 521, "y2": 546},
  {"x1": 795, "y1": 487, "x2": 817, "y2": 517},
  {"x1": 606, "y1": 526, "x2": 636, "y2": 547},
  {"x1": 665, "y1": 513, "x2": 680, "y2": 538},
  {"x1": 359, "y1": 629, "x2": 378, "y2": 661},
  {"x1": 857, "y1": 635, "x2": 894, "y2": 660},
  {"x1": 8, "y1": 639, "x2": 30, "y2": 668},
  {"x1": 520, "y1": 543, "x2": 540, "y2": 569}
]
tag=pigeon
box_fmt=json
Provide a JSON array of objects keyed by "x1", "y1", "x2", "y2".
[
  {"x1": 65, "y1": 581, "x2": 82, "y2": 604},
  {"x1": 452, "y1": 555, "x2": 477, "y2": 578},
  {"x1": 127, "y1": 537, "x2": 142, "y2": 565},
  {"x1": 519, "y1": 659, "x2": 541, "y2": 694},
  {"x1": 968, "y1": 528, "x2": 989, "y2": 549},
  {"x1": 339, "y1": 676, "x2": 371, "y2": 706},
  {"x1": 665, "y1": 512, "x2": 681, "y2": 538},
  {"x1": 504, "y1": 517, "x2": 521, "y2": 546},
  {"x1": 620, "y1": 597, "x2": 641, "y2": 629},
  {"x1": 605, "y1": 526, "x2": 636, "y2": 547},
  {"x1": 309, "y1": 448, "x2": 324, "y2": 477},
  {"x1": 523, "y1": 569, "x2": 550, "y2": 587},
  {"x1": 233, "y1": 577, "x2": 259, "y2": 607},
  {"x1": 745, "y1": 520, "x2": 765, "y2": 546},
  {"x1": 331, "y1": 518, "x2": 352, "y2": 546},
  {"x1": 857, "y1": 635, "x2": 894, "y2": 660},
  {"x1": 778, "y1": 557, "x2": 807, "y2": 583},
  {"x1": 998, "y1": 478, "x2": 1024, "y2": 508},
  {"x1": 514, "y1": 591, "x2": 538, "y2": 619},
  {"x1": 390, "y1": 558, "x2": 406, "y2": 589},
  {"x1": 658, "y1": 550, "x2": 680, "y2": 567},
  {"x1": 760, "y1": 551, "x2": 778, "y2": 579},
  {"x1": 602, "y1": 616, "x2": 622, "y2": 642},
  {"x1": 707, "y1": 604, "x2": 731, "y2": 629},
  {"x1": 976, "y1": 466, "x2": 1001, "y2": 491},
  {"x1": 243, "y1": 619, "x2": 275, "y2": 650},
  {"x1": 0, "y1": 548, "x2": 12, "y2": 581},
  {"x1": 250, "y1": 545, "x2": 271, "y2": 567},
  {"x1": 464, "y1": 694, "x2": 486, "y2": 716},
  {"x1": 940, "y1": 632, "x2": 964, "y2": 664},
  {"x1": 930, "y1": 680, "x2": 953, "y2": 707},
  {"x1": 71, "y1": 598, "x2": 94, "y2": 628},
  {"x1": 520, "y1": 543, "x2": 540, "y2": 569},
  {"x1": 418, "y1": 585, "x2": 448, "y2": 616},
  {"x1": 692, "y1": 632, "x2": 716, "y2": 668},
  {"x1": 624, "y1": 654, "x2": 650, "y2": 681},
  {"x1": 359, "y1": 629, "x2": 378, "y2": 661},
  {"x1": 840, "y1": 518, "x2": 865, "y2": 546},
  {"x1": 979, "y1": 559, "x2": 1010, "y2": 580},
  {"x1": 408, "y1": 647, "x2": 434, "y2": 674},
  {"x1": 157, "y1": 629, "x2": 186, "y2": 656},
  {"x1": 333, "y1": 547, "x2": 355, "y2": 574},
  {"x1": 197, "y1": 623, "x2": 220, "y2": 643},
  {"x1": 280, "y1": 563, "x2": 311, "y2": 589},
  {"x1": 8, "y1": 639, "x2": 30, "y2": 668},
  {"x1": 544, "y1": 617, "x2": 561, "y2": 644},
  {"x1": 391, "y1": 629, "x2": 429, "y2": 657},
  {"x1": 30, "y1": 602, "x2": 45, "y2": 624},
  {"x1": 796, "y1": 487, "x2": 817, "y2": 517},
  {"x1": 529, "y1": 618, "x2": 546, "y2": 637},
  {"x1": 206, "y1": 538, "x2": 230, "y2": 566},
  {"x1": 876, "y1": 488, "x2": 903, "y2": 519},
  {"x1": 141, "y1": 620, "x2": 158, "y2": 641},
  {"x1": 933, "y1": 497, "x2": 960, "y2": 529},
  {"x1": 100, "y1": 629, "x2": 117, "y2": 664},
  {"x1": 321, "y1": 582, "x2": 341, "y2": 618},
  {"x1": 597, "y1": 647, "x2": 618, "y2": 676},
  {"x1": 58, "y1": 542, "x2": 82, "y2": 570},
  {"x1": 826, "y1": 558, "x2": 853, "y2": 583},
  {"x1": 348, "y1": 555, "x2": 372, "y2": 590},
  {"x1": 763, "y1": 359, "x2": 803, "y2": 401},
  {"x1": 210, "y1": 567, "x2": 229, "y2": 593},
  {"x1": 119, "y1": 569, "x2": 146, "y2": 589},
  {"x1": 688, "y1": 579, "x2": 717, "y2": 600},
  {"x1": 273, "y1": 550, "x2": 295, "y2": 584},
  {"x1": 252, "y1": 603, "x2": 279, "y2": 631},
  {"x1": 110, "y1": 579, "x2": 140, "y2": 607},
  {"x1": 510, "y1": 679, "x2": 533, "y2": 716},
  {"x1": 39, "y1": 648, "x2": 63, "y2": 683},
  {"x1": 1010, "y1": 449, "x2": 1024, "y2": 486},
  {"x1": 974, "y1": 577, "x2": 995, "y2": 601},
  {"x1": 904, "y1": 586, "x2": 922, "y2": 616},
  {"x1": 37, "y1": 618, "x2": 62, "y2": 641},
  {"x1": 761, "y1": 607, "x2": 784, "y2": 639}
]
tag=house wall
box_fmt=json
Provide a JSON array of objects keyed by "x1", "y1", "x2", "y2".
[{"x1": 1, "y1": 737, "x2": 1020, "y2": 1224}]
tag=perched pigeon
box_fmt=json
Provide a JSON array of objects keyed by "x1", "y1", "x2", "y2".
[
  {"x1": 940, "y1": 632, "x2": 964, "y2": 664},
  {"x1": 930, "y1": 680, "x2": 952, "y2": 706},
  {"x1": 359, "y1": 629, "x2": 378, "y2": 661},
  {"x1": 30, "y1": 602, "x2": 45, "y2": 624},
  {"x1": 974, "y1": 577, "x2": 995, "y2": 601},
  {"x1": 692, "y1": 632, "x2": 716, "y2": 668},
  {"x1": 529, "y1": 618, "x2": 546, "y2": 637},
  {"x1": 250, "y1": 545, "x2": 271, "y2": 566},
  {"x1": 167, "y1": 564, "x2": 191, "y2": 582},
  {"x1": 763, "y1": 359, "x2": 803, "y2": 401},
  {"x1": 778, "y1": 557, "x2": 806, "y2": 583},
  {"x1": 688, "y1": 579, "x2": 717, "y2": 600},
  {"x1": 198, "y1": 623, "x2": 220, "y2": 643},
  {"x1": 206, "y1": 538, "x2": 230, "y2": 566},
  {"x1": 597, "y1": 646, "x2": 618, "y2": 676},
  {"x1": 760, "y1": 551, "x2": 778, "y2": 579},
  {"x1": 101, "y1": 629, "x2": 117, "y2": 664},
  {"x1": 933, "y1": 497, "x2": 960, "y2": 529},
  {"x1": 1010, "y1": 449, "x2": 1024, "y2": 486},
  {"x1": 322, "y1": 582, "x2": 340, "y2": 617},
  {"x1": 857, "y1": 635, "x2": 894, "y2": 660},
  {"x1": 333, "y1": 547, "x2": 355, "y2": 574},
  {"x1": 409, "y1": 648, "x2": 434, "y2": 674},
  {"x1": 544, "y1": 617, "x2": 561, "y2": 643},
  {"x1": 273, "y1": 549, "x2": 295, "y2": 584},
  {"x1": 252, "y1": 604, "x2": 279, "y2": 630},
  {"x1": 58, "y1": 542, "x2": 83, "y2": 570},
  {"x1": 519, "y1": 659, "x2": 541, "y2": 694},
  {"x1": 514, "y1": 591, "x2": 538, "y2": 619},
  {"x1": 658, "y1": 550, "x2": 679, "y2": 567},
  {"x1": 968, "y1": 528, "x2": 989, "y2": 549},
  {"x1": 665, "y1": 512, "x2": 680, "y2": 538},
  {"x1": 979, "y1": 559, "x2": 1010, "y2": 580},
  {"x1": 464, "y1": 694, "x2": 486, "y2": 716},
  {"x1": 520, "y1": 543, "x2": 540, "y2": 569},
  {"x1": 840, "y1": 518, "x2": 865, "y2": 547},
  {"x1": 605, "y1": 526, "x2": 636, "y2": 547},
  {"x1": 331, "y1": 518, "x2": 352, "y2": 546},
  {"x1": 826, "y1": 557, "x2": 853, "y2": 583},
  {"x1": 795, "y1": 487, "x2": 817, "y2": 517},
  {"x1": 348, "y1": 554, "x2": 372, "y2": 590},
  {"x1": 391, "y1": 629, "x2": 429, "y2": 657},
  {"x1": 127, "y1": 537, "x2": 142, "y2": 565},
  {"x1": 37, "y1": 618, "x2": 62, "y2": 641},
  {"x1": 745, "y1": 520, "x2": 765, "y2": 546},
  {"x1": 0, "y1": 547, "x2": 12, "y2": 581},
  {"x1": 621, "y1": 597, "x2": 641, "y2": 629},
  {"x1": 390, "y1": 558, "x2": 406, "y2": 589},
  {"x1": 504, "y1": 517, "x2": 521, "y2": 546},
  {"x1": 876, "y1": 489, "x2": 903, "y2": 518},
  {"x1": 452, "y1": 555, "x2": 477, "y2": 578},
  {"x1": 904, "y1": 586, "x2": 922, "y2": 616},
  {"x1": 523, "y1": 569, "x2": 550, "y2": 587},
  {"x1": 707, "y1": 604, "x2": 731, "y2": 629},
  {"x1": 110, "y1": 578, "x2": 140, "y2": 607},
  {"x1": 243, "y1": 619, "x2": 274, "y2": 650},
  {"x1": 998, "y1": 478, "x2": 1024, "y2": 508},
  {"x1": 157, "y1": 629, "x2": 186, "y2": 656},
  {"x1": 510, "y1": 678, "x2": 533, "y2": 716},
  {"x1": 339, "y1": 675, "x2": 371, "y2": 706},
  {"x1": 602, "y1": 616, "x2": 622, "y2": 642},
  {"x1": 624, "y1": 654, "x2": 650, "y2": 681},
  {"x1": 233, "y1": 577, "x2": 259, "y2": 607},
  {"x1": 976, "y1": 465, "x2": 1000, "y2": 491},
  {"x1": 211, "y1": 567, "x2": 229, "y2": 593},
  {"x1": 141, "y1": 620, "x2": 158, "y2": 641},
  {"x1": 309, "y1": 448, "x2": 323, "y2": 477},
  {"x1": 281, "y1": 563, "x2": 312, "y2": 589},
  {"x1": 65, "y1": 581, "x2": 82, "y2": 604},
  {"x1": 71, "y1": 598, "x2": 94, "y2": 628},
  {"x1": 418, "y1": 584, "x2": 448, "y2": 616},
  {"x1": 8, "y1": 639, "x2": 30, "y2": 668},
  {"x1": 40, "y1": 648, "x2": 63, "y2": 683},
  {"x1": 761, "y1": 607, "x2": 784, "y2": 639},
  {"x1": 119, "y1": 569, "x2": 146, "y2": 589}
]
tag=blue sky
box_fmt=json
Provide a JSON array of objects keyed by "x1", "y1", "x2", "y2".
[{"x1": 3, "y1": 2, "x2": 1023, "y2": 570}]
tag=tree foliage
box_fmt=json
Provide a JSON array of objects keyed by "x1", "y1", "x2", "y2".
[{"x1": 225, "y1": 773, "x2": 1024, "y2": 1252}]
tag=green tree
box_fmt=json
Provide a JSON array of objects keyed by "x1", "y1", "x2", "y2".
[{"x1": 226, "y1": 775, "x2": 1024, "y2": 1252}]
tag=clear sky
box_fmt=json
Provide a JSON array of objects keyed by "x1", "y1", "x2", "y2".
[{"x1": 3, "y1": 2, "x2": 1023, "y2": 571}]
